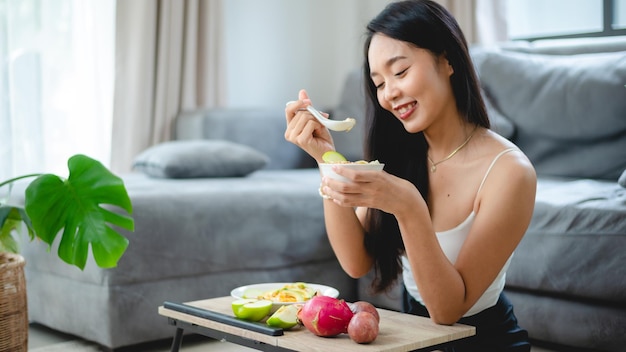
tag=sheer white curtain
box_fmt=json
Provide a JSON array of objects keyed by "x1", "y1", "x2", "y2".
[
  {"x1": 476, "y1": 0, "x2": 508, "y2": 44},
  {"x1": 0, "y1": 0, "x2": 225, "y2": 179},
  {"x1": 0, "y1": 0, "x2": 115, "y2": 180},
  {"x1": 434, "y1": 0, "x2": 508, "y2": 44},
  {"x1": 0, "y1": 0, "x2": 503, "y2": 180},
  {"x1": 110, "y1": 0, "x2": 225, "y2": 174}
]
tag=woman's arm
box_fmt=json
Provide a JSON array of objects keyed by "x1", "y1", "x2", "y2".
[
  {"x1": 284, "y1": 89, "x2": 374, "y2": 276},
  {"x1": 399, "y1": 152, "x2": 536, "y2": 324},
  {"x1": 321, "y1": 199, "x2": 373, "y2": 277},
  {"x1": 325, "y1": 150, "x2": 535, "y2": 324},
  {"x1": 320, "y1": 167, "x2": 426, "y2": 278}
]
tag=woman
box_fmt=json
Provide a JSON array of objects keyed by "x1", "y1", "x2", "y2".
[{"x1": 284, "y1": 1, "x2": 536, "y2": 350}]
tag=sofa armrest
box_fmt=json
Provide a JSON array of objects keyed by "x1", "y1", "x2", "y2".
[{"x1": 174, "y1": 108, "x2": 314, "y2": 170}]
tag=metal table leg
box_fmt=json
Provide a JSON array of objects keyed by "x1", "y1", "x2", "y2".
[{"x1": 169, "y1": 326, "x2": 184, "y2": 352}]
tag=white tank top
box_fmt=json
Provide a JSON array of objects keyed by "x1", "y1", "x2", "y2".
[{"x1": 402, "y1": 148, "x2": 517, "y2": 317}]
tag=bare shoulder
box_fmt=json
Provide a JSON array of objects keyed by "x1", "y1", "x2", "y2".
[
  {"x1": 479, "y1": 130, "x2": 536, "y2": 193},
  {"x1": 466, "y1": 130, "x2": 537, "y2": 243}
]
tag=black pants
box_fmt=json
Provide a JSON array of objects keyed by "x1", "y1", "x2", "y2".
[{"x1": 403, "y1": 289, "x2": 531, "y2": 352}]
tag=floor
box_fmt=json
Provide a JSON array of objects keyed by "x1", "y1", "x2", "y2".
[
  {"x1": 28, "y1": 323, "x2": 254, "y2": 352},
  {"x1": 28, "y1": 323, "x2": 562, "y2": 352}
]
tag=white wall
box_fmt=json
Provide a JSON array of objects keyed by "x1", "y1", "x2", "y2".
[{"x1": 223, "y1": 0, "x2": 390, "y2": 110}]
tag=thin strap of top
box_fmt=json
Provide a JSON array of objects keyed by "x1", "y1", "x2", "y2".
[{"x1": 476, "y1": 148, "x2": 517, "y2": 195}]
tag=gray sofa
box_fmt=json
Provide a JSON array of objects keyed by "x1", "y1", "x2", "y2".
[
  {"x1": 19, "y1": 36, "x2": 626, "y2": 351},
  {"x1": 19, "y1": 109, "x2": 357, "y2": 349},
  {"x1": 470, "y1": 37, "x2": 626, "y2": 351}
]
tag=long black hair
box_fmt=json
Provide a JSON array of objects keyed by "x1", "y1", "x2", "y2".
[{"x1": 361, "y1": 0, "x2": 490, "y2": 293}]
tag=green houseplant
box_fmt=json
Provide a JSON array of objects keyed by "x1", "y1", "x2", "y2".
[
  {"x1": 0, "y1": 154, "x2": 134, "y2": 350},
  {"x1": 0, "y1": 154, "x2": 134, "y2": 268}
]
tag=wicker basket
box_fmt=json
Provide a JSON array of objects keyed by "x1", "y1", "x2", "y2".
[{"x1": 0, "y1": 252, "x2": 28, "y2": 352}]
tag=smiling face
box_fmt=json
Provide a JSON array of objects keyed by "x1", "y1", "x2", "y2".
[{"x1": 368, "y1": 34, "x2": 457, "y2": 133}]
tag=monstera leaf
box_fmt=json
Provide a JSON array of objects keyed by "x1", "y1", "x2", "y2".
[
  {"x1": 24, "y1": 154, "x2": 134, "y2": 270},
  {"x1": 0, "y1": 206, "x2": 33, "y2": 253}
]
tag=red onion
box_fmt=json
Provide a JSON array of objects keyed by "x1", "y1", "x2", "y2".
[
  {"x1": 348, "y1": 311, "x2": 379, "y2": 344},
  {"x1": 349, "y1": 301, "x2": 380, "y2": 323}
]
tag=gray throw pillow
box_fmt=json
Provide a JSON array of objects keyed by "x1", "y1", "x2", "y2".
[
  {"x1": 619, "y1": 169, "x2": 626, "y2": 188},
  {"x1": 133, "y1": 140, "x2": 269, "y2": 178}
]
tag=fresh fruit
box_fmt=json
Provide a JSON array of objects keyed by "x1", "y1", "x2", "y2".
[
  {"x1": 261, "y1": 282, "x2": 319, "y2": 303},
  {"x1": 297, "y1": 295, "x2": 354, "y2": 337},
  {"x1": 232, "y1": 298, "x2": 257, "y2": 311},
  {"x1": 349, "y1": 301, "x2": 380, "y2": 323},
  {"x1": 322, "y1": 151, "x2": 347, "y2": 163},
  {"x1": 242, "y1": 288, "x2": 265, "y2": 299},
  {"x1": 266, "y1": 304, "x2": 301, "y2": 329},
  {"x1": 348, "y1": 311, "x2": 379, "y2": 344},
  {"x1": 231, "y1": 299, "x2": 273, "y2": 321}
]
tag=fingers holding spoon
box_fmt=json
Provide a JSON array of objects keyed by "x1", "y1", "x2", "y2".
[{"x1": 286, "y1": 101, "x2": 356, "y2": 132}]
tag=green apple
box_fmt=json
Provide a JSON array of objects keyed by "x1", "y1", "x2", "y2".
[
  {"x1": 266, "y1": 304, "x2": 301, "y2": 329},
  {"x1": 241, "y1": 288, "x2": 264, "y2": 299},
  {"x1": 231, "y1": 299, "x2": 273, "y2": 321},
  {"x1": 232, "y1": 299, "x2": 257, "y2": 317},
  {"x1": 322, "y1": 151, "x2": 347, "y2": 163}
]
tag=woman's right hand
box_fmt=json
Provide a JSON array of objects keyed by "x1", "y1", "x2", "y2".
[{"x1": 284, "y1": 89, "x2": 335, "y2": 163}]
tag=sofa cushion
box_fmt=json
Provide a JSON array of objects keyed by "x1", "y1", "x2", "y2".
[
  {"x1": 505, "y1": 290, "x2": 626, "y2": 351},
  {"x1": 506, "y1": 177, "x2": 626, "y2": 304},
  {"x1": 174, "y1": 108, "x2": 311, "y2": 170},
  {"x1": 133, "y1": 140, "x2": 269, "y2": 178},
  {"x1": 473, "y1": 49, "x2": 626, "y2": 180}
]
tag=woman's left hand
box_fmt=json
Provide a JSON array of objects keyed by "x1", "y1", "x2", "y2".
[{"x1": 321, "y1": 166, "x2": 424, "y2": 216}]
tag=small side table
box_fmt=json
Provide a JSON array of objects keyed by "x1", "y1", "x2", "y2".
[{"x1": 159, "y1": 296, "x2": 475, "y2": 352}]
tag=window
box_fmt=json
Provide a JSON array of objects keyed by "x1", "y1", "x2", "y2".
[
  {"x1": 0, "y1": 0, "x2": 114, "y2": 181},
  {"x1": 616, "y1": 0, "x2": 626, "y2": 29},
  {"x1": 506, "y1": 0, "x2": 626, "y2": 40}
]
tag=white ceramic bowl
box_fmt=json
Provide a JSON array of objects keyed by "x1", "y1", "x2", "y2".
[
  {"x1": 319, "y1": 162, "x2": 384, "y2": 182},
  {"x1": 231, "y1": 282, "x2": 339, "y2": 312}
]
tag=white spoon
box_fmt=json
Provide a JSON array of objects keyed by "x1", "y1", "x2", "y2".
[{"x1": 286, "y1": 101, "x2": 356, "y2": 132}]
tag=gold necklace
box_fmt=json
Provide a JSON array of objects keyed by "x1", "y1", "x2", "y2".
[{"x1": 427, "y1": 126, "x2": 478, "y2": 173}]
